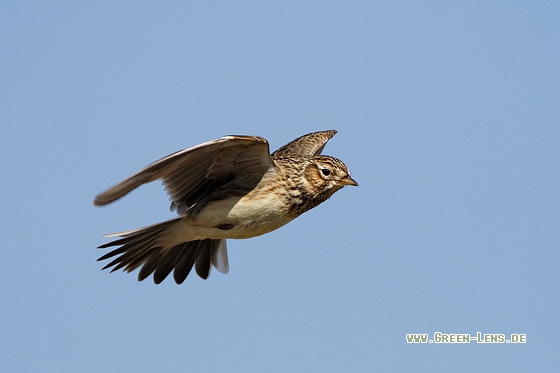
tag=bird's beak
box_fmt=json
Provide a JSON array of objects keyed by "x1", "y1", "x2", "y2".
[{"x1": 340, "y1": 176, "x2": 359, "y2": 186}]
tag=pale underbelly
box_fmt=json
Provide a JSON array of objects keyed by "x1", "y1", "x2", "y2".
[{"x1": 162, "y1": 194, "x2": 295, "y2": 242}]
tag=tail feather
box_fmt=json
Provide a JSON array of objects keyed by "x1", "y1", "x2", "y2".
[
  {"x1": 98, "y1": 229, "x2": 162, "y2": 264},
  {"x1": 97, "y1": 218, "x2": 229, "y2": 284},
  {"x1": 108, "y1": 233, "x2": 163, "y2": 272},
  {"x1": 110, "y1": 243, "x2": 154, "y2": 273}
]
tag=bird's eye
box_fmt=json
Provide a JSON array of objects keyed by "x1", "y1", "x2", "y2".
[{"x1": 321, "y1": 168, "x2": 331, "y2": 176}]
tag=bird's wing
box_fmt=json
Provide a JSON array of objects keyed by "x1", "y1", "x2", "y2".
[
  {"x1": 94, "y1": 135, "x2": 273, "y2": 207},
  {"x1": 271, "y1": 130, "x2": 337, "y2": 158},
  {"x1": 97, "y1": 217, "x2": 228, "y2": 284}
]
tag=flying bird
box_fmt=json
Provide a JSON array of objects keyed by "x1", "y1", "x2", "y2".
[{"x1": 95, "y1": 130, "x2": 357, "y2": 284}]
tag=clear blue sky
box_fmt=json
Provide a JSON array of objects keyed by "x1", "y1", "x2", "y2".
[{"x1": 2, "y1": 1, "x2": 559, "y2": 371}]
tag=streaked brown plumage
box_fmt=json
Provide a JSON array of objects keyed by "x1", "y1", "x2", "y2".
[{"x1": 95, "y1": 130, "x2": 357, "y2": 284}]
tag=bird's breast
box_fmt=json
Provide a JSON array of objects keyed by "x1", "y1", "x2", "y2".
[{"x1": 184, "y1": 191, "x2": 295, "y2": 240}]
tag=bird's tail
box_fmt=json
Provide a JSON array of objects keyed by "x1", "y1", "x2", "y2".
[{"x1": 97, "y1": 218, "x2": 229, "y2": 284}]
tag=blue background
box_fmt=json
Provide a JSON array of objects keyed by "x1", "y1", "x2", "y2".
[{"x1": 2, "y1": 1, "x2": 558, "y2": 371}]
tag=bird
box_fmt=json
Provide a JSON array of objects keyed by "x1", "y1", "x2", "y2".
[{"x1": 94, "y1": 130, "x2": 357, "y2": 284}]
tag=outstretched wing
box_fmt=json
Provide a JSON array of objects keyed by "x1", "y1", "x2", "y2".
[
  {"x1": 97, "y1": 217, "x2": 228, "y2": 284},
  {"x1": 271, "y1": 130, "x2": 337, "y2": 158},
  {"x1": 94, "y1": 135, "x2": 273, "y2": 209}
]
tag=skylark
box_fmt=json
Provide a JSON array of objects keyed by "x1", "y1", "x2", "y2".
[{"x1": 95, "y1": 130, "x2": 357, "y2": 284}]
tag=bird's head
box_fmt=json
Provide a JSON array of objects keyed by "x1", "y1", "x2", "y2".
[{"x1": 304, "y1": 156, "x2": 358, "y2": 196}]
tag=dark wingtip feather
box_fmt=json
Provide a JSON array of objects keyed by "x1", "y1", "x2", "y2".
[
  {"x1": 152, "y1": 245, "x2": 183, "y2": 284},
  {"x1": 97, "y1": 247, "x2": 126, "y2": 262},
  {"x1": 97, "y1": 226, "x2": 224, "y2": 284},
  {"x1": 195, "y1": 242, "x2": 212, "y2": 280},
  {"x1": 173, "y1": 242, "x2": 199, "y2": 284}
]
